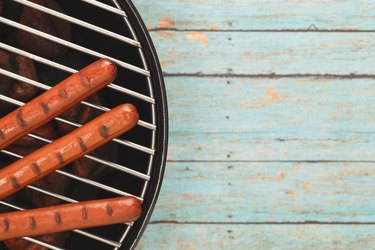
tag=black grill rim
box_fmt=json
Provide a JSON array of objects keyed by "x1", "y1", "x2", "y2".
[{"x1": 114, "y1": 0, "x2": 168, "y2": 249}]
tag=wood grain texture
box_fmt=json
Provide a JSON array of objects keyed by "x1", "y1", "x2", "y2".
[
  {"x1": 133, "y1": 0, "x2": 375, "y2": 31},
  {"x1": 137, "y1": 224, "x2": 375, "y2": 250},
  {"x1": 132, "y1": 0, "x2": 375, "y2": 249},
  {"x1": 149, "y1": 31, "x2": 375, "y2": 75},
  {"x1": 166, "y1": 76, "x2": 375, "y2": 161},
  {"x1": 148, "y1": 162, "x2": 375, "y2": 223}
]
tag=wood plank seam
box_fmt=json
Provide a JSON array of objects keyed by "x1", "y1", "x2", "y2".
[
  {"x1": 163, "y1": 73, "x2": 375, "y2": 79},
  {"x1": 148, "y1": 221, "x2": 375, "y2": 225},
  {"x1": 150, "y1": 28, "x2": 375, "y2": 32}
]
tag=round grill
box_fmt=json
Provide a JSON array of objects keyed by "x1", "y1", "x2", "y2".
[{"x1": 0, "y1": 0, "x2": 168, "y2": 249}]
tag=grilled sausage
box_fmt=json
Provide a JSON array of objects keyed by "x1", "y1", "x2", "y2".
[
  {"x1": 0, "y1": 196, "x2": 141, "y2": 240},
  {"x1": 56, "y1": 94, "x2": 117, "y2": 179},
  {"x1": 0, "y1": 103, "x2": 139, "y2": 200},
  {"x1": 0, "y1": 58, "x2": 117, "y2": 150},
  {"x1": 4, "y1": 124, "x2": 70, "y2": 209},
  {"x1": 5, "y1": 122, "x2": 71, "y2": 208}
]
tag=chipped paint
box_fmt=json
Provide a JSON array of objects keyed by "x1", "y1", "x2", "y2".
[
  {"x1": 161, "y1": 61, "x2": 172, "y2": 67},
  {"x1": 135, "y1": 1, "x2": 375, "y2": 249},
  {"x1": 244, "y1": 51, "x2": 252, "y2": 57},
  {"x1": 155, "y1": 31, "x2": 178, "y2": 39},
  {"x1": 303, "y1": 181, "x2": 311, "y2": 190},
  {"x1": 146, "y1": 24, "x2": 155, "y2": 30},
  {"x1": 285, "y1": 190, "x2": 297, "y2": 195},
  {"x1": 185, "y1": 31, "x2": 209, "y2": 47},
  {"x1": 277, "y1": 172, "x2": 285, "y2": 180},
  {"x1": 267, "y1": 87, "x2": 279, "y2": 102},
  {"x1": 158, "y1": 18, "x2": 175, "y2": 28}
]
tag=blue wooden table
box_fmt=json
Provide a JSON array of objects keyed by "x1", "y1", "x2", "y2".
[{"x1": 133, "y1": 1, "x2": 375, "y2": 249}]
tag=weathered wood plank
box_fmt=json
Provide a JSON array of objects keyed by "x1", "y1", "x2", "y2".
[
  {"x1": 166, "y1": 76, "x2": 375, "y2": 161},
  {"x1": 149, "y1": 32, "x2": 375, "y2": 75},
  {"x1": 137, "y1": 224, "x2": 375, "y2": 250},
  {"x1": 150, "y1": 162, "x2": 375, "y2": 223},
  {"x1": 168, "y1": 132, "x2": 375, "y2": 161},
  {"x1": 133, "y1": 3, "x2": 375, "y2": 249},
  {"x1": 134, "y1": 0, "x2": 375, "y2": 31},
  {"x1": 166, "y1": 77, "x2": 375, "y2": 134}
]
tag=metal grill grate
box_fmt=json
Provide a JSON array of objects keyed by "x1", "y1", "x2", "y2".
[{"x1": 0, "y1": 0, "x2": 166, "y2": 249}]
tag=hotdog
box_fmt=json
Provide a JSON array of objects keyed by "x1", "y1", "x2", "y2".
[
  {"x1": 0, "y1": 103, "x2": 139, "y2": 200},
  {"x1": 0, "y1": 58, "x2": 117, "y2": 150},
  {"x1": 0, "y1": 196, "x2": 142, "y2": 240},
  {"x1": 56, "y1": 93, "x2": 116, "y2": 179}
]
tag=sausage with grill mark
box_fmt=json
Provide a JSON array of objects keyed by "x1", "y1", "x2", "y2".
[
  {"x1": 0, "y1": 58, "x2": 117, "y2": 150},
  {"x1": 56, "y1": 94, "x2": 117, "y2": 179},
  {"x1": 5, "y1": 121, "x2": 69, "y2": 208},
  {"x1": 0, "y1": 103, "x2": 139, "y2": 200},
  {"x1": 0, "y1": 196, "x2": 141, "y2": 240}
]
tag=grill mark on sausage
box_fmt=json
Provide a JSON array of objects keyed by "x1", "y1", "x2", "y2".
[
  {"x1": 16, "y1": 110, "x2": 27, "y2": 128},
  {"x1": 79, "y1": 72, "x2": 91, "y2": 88},
  {"x1": 77, "y1": 137, "x2": 88, "y2": 152},
  {"x1": 58, "y1": 88, "x2": 68, "y2": 99},
  {"x1": 30, "y1": 216, "x2": 37, "y2": 230},
  {"x1": 3, "y1": 218, "x2": 9, "y2": 232},
  {"x1": 56, "y1": 152, "x2": 64, "y2": 164},
  {"x1": 54, "y1": 211, "x2": 62, "y2": 224},
  {"x1": 81, "y1": 206, "x2": 88, "y2": 220},
  {"x1": 0, "y1": 130, "x2": 5, "y2": 140},
  {"x1": 9, "y1": 176, "x2": 20, "y2": 189},
  {"x1": 106, "y1": 204, "x2": 113, "y2": 216},
  {"x1": 31, "y1": 163, "x2": 41, "y2": 175},
  {"x1": 40, "y1": 102, "x2": 50, "y2": 114},
  {"x1": 99, "y1": 125, "x2": 109, "y2": 139}
]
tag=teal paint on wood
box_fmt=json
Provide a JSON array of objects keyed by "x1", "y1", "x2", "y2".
[
  {"x1": 148, "y1": 162, "x2": 375, "y2": 223},
  {"x1": 165, "y1": 77, "x2": 375, "y2": 161},
  {"x1": 149, "y1": 31, "x2": 375, "y2": 75},
  {"x1": 132, "y1": 1, "x2": 375, "y2": 249},
  {"x1": 166, "y1": 77, "x2": 375, "y2": 134},
  {"x1": 133, "y1": 0, "x2": 375, "y2": 30},
  {"x1": 137, "y1": 224, "x2": 375, "y2": 250},
  {"x1": 168, "y1": 132, "x2": 375, "y2": 161}
]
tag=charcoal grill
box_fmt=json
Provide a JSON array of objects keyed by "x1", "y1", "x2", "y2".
[{"x1": 0, "y1": 0, "x2": 167, "y2": 249}]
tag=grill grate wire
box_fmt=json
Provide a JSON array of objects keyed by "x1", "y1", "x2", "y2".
[{"x1": 0, "y1": 0, "x2": 159, "y2": 249}]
